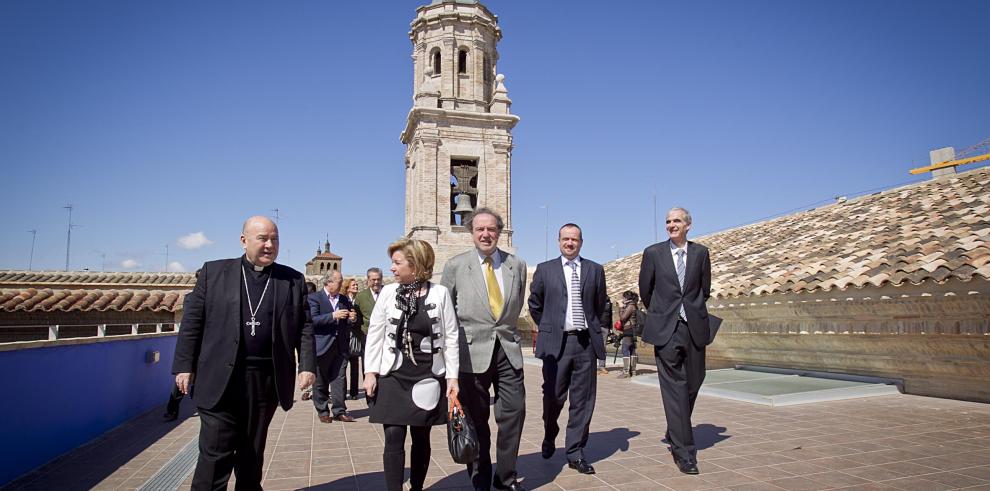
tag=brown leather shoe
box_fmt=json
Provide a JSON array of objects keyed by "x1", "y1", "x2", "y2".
[
  {"x1": 319, "y1": 413, "x2": 333, "y2": 423},
  {"x1": 301, "y1": 391, "x2": 312, "y2": 401},
  {"x1": 334, "y1": 413, "x2": 356, "y2": 422}
]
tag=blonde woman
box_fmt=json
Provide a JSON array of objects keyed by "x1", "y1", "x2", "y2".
[{"x1": 364, "y1": 239, "x2": 460, "y2": 491}]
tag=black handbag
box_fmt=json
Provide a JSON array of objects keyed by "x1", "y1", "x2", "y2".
[
  {"x1": 348, "y1": 335, "x2": 363, "y2": 357},
  {"x1": 447, "y1": 395, "x2": 479, "y2": 464}
]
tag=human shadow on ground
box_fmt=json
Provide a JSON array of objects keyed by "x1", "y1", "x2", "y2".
[
  {"x1": 305, "y1": 427, "x2": 641, "y2": 490},
  {"x1": 694, "y1": 423, "x2": 730, "y2": 451}
]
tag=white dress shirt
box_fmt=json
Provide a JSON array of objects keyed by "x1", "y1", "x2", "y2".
[
  {"x1": 324, "y1": 288, "x2": 340, "y2": 311},
  {"x1": 561, "y1": 255, "x2": 584, "y2": 331}
]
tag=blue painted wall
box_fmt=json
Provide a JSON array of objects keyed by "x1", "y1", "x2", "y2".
[{"x1": 0, "y1": 335, "x2": 177, "y2": 484}]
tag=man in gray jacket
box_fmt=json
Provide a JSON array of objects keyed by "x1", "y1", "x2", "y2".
[{"x1": 441, "y1": 208, "x2": 528, "y2": 491}]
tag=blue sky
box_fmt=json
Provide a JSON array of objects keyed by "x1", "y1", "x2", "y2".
[{"x1": 1, "y1": 0, "x2": 987, "y2": 275}]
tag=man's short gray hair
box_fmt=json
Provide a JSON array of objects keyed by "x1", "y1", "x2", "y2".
[
  {"x1": 321, "y1": 271, "x2": 341, "y2": 285},
  {"x1": 668, "y1": 207, "x2": 692, "y2": 225},
  {"x1": 366, "y1": 267, "x2": 382, "y2": 277}
]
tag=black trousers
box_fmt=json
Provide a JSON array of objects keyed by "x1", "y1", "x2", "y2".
[
  {"x1": 542, "y1": 330, "x2": 597, "y2": 462},
  {"x1": 655, "y1": 320, "x2": 706, "y2": 464},
  {"x1": 382, "y1": 424, "x2": 432, "y2": 491},
  {"x1": 314, "y1": 347, "x2": 348, "y2": 417},
  {"x1": 347, "y1": 354, "x2": 363, "y2": 398},
  {"x1": 192, "y1": 362, "x2": 278, "y2": 491},
  {"x1": 460, "y1": 341, "x2": 525, "y2": 491}
]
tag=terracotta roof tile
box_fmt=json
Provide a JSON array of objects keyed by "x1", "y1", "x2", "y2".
[
  {"x1": 0, "y1": 271, "x2": 195, "y2": 289},
  {"x1": 604, "y1": 167, "x2": 990, "y2": 300},
  {"x1": 0, "y1": 288, "x2": 188, "y2": 313}
]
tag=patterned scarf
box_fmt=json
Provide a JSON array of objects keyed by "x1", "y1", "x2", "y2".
[{"x1": 394, "y1": 280, "x2": 424, "y2": 365}]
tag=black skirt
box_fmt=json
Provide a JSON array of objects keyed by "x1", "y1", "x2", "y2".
[{"x1": 369, "y1": 295, "x2": 447, "y2": 426}]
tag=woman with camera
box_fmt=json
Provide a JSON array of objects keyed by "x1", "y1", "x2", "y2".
[{"x1": 616, "y1": 290, "x2": 642, "y2": 378}]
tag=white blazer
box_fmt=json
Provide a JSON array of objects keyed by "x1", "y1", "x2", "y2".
[{"x1": 364, "y1": 282, "x2": 460, "y2": 378}]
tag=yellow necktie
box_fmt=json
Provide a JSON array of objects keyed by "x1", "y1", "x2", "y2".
[{"x1": 483, "y1": 256, "x2": 503, "y2": 320}]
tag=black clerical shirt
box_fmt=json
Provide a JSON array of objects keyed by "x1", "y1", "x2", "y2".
[{"x1": 240, "y1": 255, "x2": 274, "y2": 363}]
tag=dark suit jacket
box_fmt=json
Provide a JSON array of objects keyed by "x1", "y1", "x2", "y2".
[
  {"x1": 353, "y1": 288, "x2": 378, "y2": 339},
  {"x1": 528, "y1": 256, "x2": 608, "y2": 361},
  {"x1": 638, "y1": 240, "x2": 712, "y2": 348},
  {"x1": 308, "y1": 290, "x2": 353, "y2": 357},
  {"x1": 172, "y1": 258, "x2": 315, "y2": 411}
]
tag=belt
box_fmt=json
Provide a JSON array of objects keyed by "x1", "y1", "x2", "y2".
[{"x1": 563, "y1": 329, "x2": 589, "y2": 336}]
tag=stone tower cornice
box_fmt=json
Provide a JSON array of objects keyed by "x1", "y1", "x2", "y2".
[{"x1": 400, "y1": 107, "x2": 519, "y2": 144}]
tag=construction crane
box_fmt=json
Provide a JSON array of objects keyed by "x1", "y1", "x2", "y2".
[{"x1": 910, "y1": 137, "x2": 990, "y2": 174}]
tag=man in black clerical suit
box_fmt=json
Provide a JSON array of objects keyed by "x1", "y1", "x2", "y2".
[
  {"x1": 528, "y1": 223, "x2": 608, "y2": 475},
  {"x1": 638, "y1": 207, "x2": 713, "y2": 475},
  {"x1": 308, "y1": 270, "x2": 357, "y2": 423},
  {"x1": 173, "y1": 216, "x2": 316, "y2": 490}
]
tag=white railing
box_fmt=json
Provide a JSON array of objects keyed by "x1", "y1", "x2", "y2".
[{"x1": 0, "y1": 323, "x2": 180, "y2": 343}]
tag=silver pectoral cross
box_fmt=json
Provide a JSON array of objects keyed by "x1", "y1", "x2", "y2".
[{"x1": 246, "y1": 317, "x2": 260, "y2": 336}]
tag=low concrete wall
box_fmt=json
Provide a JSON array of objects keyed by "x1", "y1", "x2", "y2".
[
  {"x1": 704, "y1": 332, "x2": 990, "y2": 403},
  {"x1": 0, "y1": 334, "x2": 177, "y2": 485}
]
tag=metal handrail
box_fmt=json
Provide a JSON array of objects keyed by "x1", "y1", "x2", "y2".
[{"x1": 0, "y1": 323, "x2": 180, "y2": 342}]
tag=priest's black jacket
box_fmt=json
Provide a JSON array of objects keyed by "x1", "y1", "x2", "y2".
[{"x1": 172, "y1": 258, "x2": 316, "y2": 411}]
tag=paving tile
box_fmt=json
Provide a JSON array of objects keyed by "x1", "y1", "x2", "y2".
[{"x1": 5, "y1": 362, "x2": 990, "y2": 491}]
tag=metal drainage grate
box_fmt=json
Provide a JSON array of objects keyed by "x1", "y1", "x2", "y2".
[{"x1": 138, "y1": 437, "x2": 198, "y2": 491}]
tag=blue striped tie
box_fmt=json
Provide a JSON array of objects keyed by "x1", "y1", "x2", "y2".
[
  {"x1": 569, "y1": 261, "x2": 585, "y2": 330},
  {"x1": 676, "y1": 249, "x2": 687, "y2": 321}
]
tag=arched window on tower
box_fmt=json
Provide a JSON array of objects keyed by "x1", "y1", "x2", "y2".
[
  {"x1": 458, "y1": 49, "x2": 468, "y2": 74},
  {"x1": 432, "y1": 50, "x2": 441, "y2": 76}
]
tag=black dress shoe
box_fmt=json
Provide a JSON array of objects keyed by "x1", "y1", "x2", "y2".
[
  {"x1": 661, "y1": 432, "x2": 671, "y2": 445},
  {"x1": 568, "y1": 459, "x2": 596, "y2": 474},
  {"x1": 504, "y1": 482, "x2": 526, "y2": 491},
  {"x1": 162, "y1": 412, "x2": 178, "y2": 422},
  {"x1": 675, "y1": 458, "x2": 699, "y2": 475},
  {"x1": 540, "y1": 441, "x2": 554, "y2": 459}
]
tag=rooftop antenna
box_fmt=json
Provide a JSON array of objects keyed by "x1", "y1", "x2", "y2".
[
  {"x1": 652, "y1": 184, "x2": 658, "y2": 244},
  {"x1": 271, "y1": 208, "x2": 281, "y2": 225},
  {"x1": 164, "y1": 244, "x2": 169, "y2": 272},
  {"x1": 28, "y1": 229, "x2": 37, "y2": 271},
  {"x1": 63, "y1": 204, "x2": 75, "y2": 271},
  {"x1": 544, "y1": 205, "x2": 550, "y2": 261}
]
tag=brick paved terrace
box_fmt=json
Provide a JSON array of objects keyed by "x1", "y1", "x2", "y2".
[{"x1": 7, "y1": 361, "x2": 990, "y2": 491}]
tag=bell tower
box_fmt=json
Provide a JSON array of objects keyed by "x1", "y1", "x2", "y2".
[{"x1": 401, "y1": 0, "x2": 519, "y2": 275}]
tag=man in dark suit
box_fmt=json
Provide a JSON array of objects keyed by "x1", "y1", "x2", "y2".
[
  {"x1": 173, "y1": 216, "x2": 316, "y2": 490},
  {"x1": 528, "y1": 223, "x2": 608, "y2": 475},
  {"x1": 638, "y1": 207, "x2": 712, "y2": 475},
  {"x1": 308, "y1": 270, "x2": 357, "y2": 422},
  {"x1": 350, "y1": 267, "x2": 383, "y2": 399}
]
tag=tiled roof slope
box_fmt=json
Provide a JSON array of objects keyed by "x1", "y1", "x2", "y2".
[
  {"x1": 605, "y1": 167, "x2": 990, "y2": 300},
  {"x1": 0, "y1": 271, "x2": 195, "y2": 288},
  {"x1": 0, "y1": 288, "x2": 187, "y2": 313}
]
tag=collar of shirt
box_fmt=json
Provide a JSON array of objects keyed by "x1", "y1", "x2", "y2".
[
  {"x1": 669, "y1": 241, "x2": 688, "y2": 257},
  {"x1": 478, "y1": 250, "x2": 502, "y2": 268},
  {"x1": 324, "y1": 288, "x2": 340, "y2": 309},
  {"x1": 560, "y1": 255, "x2": 582, "y2": 269}
]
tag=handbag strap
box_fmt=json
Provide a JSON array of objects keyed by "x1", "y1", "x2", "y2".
[{"x1": 448, "y1": 393, "x2": 464, "y2": 420}]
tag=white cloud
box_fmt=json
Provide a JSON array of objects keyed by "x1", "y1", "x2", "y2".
[
  {"x1": 167, "y1": 261, "x2": 187, "y2": 272},
  {"x1": 121, "y1": 259, "x2": 140, "y2": 269},
  {"x1": 177, "y1": 232, "x2": 214, "y2": 250}
]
